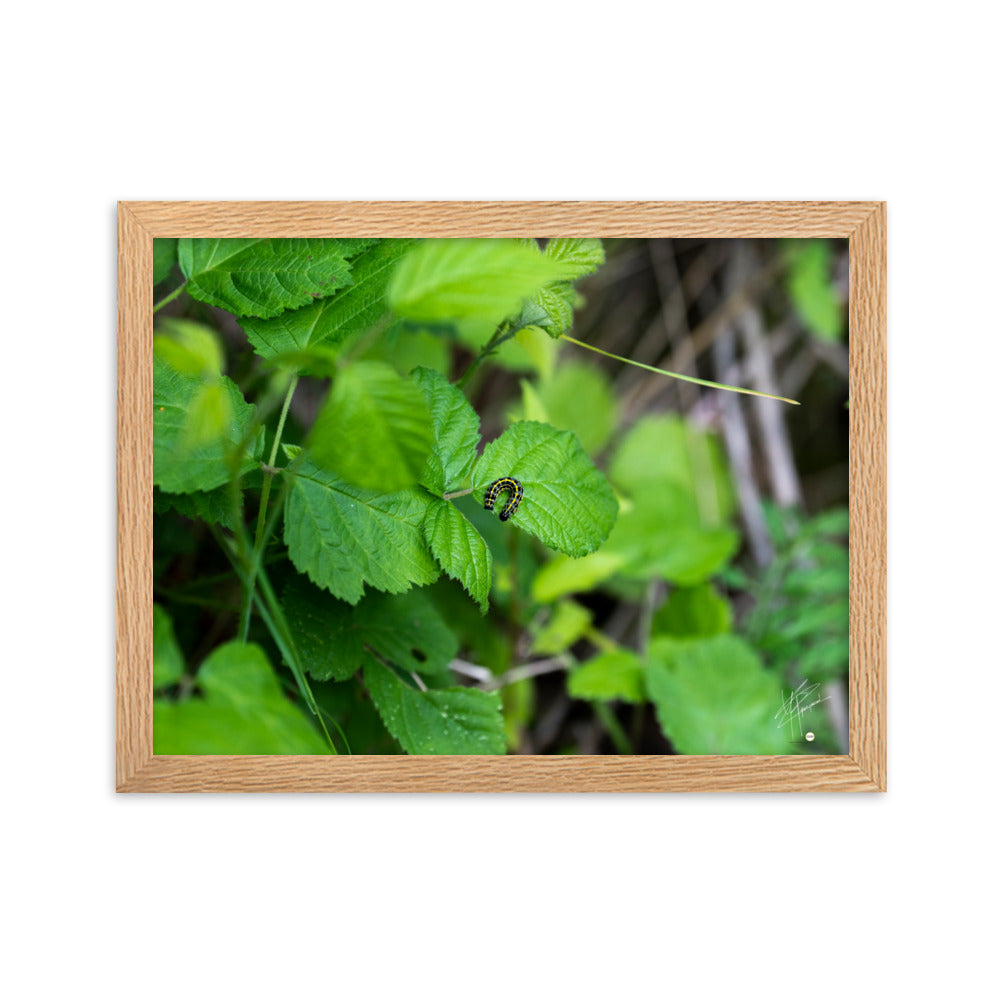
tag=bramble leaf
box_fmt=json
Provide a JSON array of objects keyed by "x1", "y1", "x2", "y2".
[
  {"x1": 610, "y1": 415, "x2": 734, "y2": 527},
  {"x1": 153, "y1": 642, "x2": 328, "y2": 754},
  {"x1": 784, "y1": 239, "x2": 844, "y2": 342},
  {"x1": 530, "y1": 600, "x2": 591, "y2": 655},
  {"x1": 645, "y1": 635, "x2": 789, "y2": 754},
  {"x1": 509, "y1": 239, "x2": 602, "y2": 340},
  {"x1": 422, "y1": 500, "x2": 493, "y2": 614},
  {"x1": 542, "y1": 238, "x2": 605, "y2": 279},
  {"x1": 153, "y1": 353, "x2": 263, "y2": 494},
  {"x1": 411, "y1": 366, "x2": 481, "y2": 495},
  {"x1": 603, "y1": 485, "x2": 739, "y2": 585},
  {"x1": 523, "y1": 282, "x2": 577, "y2": 337},
  {"x1": 568, "y1": 650, "x2": 645, "y2": 704},
  {"x1": 535, "y1": 362, "x2": 618, "y2": 455},
  {"x1": 652, "y1": 582, "x2": 733, "y2": 638},
  {"x1": 283, "y1": 575, "x2": 458, "y2": 681},
  {"x1": 473, "y1": 421, "x2": 618, "y2": 557},
  {"x1": 283, "y1": 454, "x2": 440, "y2": 604},
  {"x1": 530, "y1": 549, "x2": 628, "y2": 602},
  {"x1": 178, "y1": 238, "x2": 376, "y2": 318},
  {"x1": 363, "y1": 659, "x2": 506, "y2": 754},
  {"x1": 153, "y1": 319, "x2": 224, "y2": 377},
  {"x1": 388, "y1": 238, "x2": 572, "y2": 328},
  {"x1": 310, "y1": 361, "x2": 433, "y2": 492},
  {"x1": 153, "y1": 483, "x2": 238, "y2": 529},
  {"x1": 239, "y1": 240, "x2": 416, "y2": 360}
]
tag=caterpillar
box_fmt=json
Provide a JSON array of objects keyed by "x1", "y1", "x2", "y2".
[{"x1": 484, "y1": 477, "x2": 524, "y2": 522}]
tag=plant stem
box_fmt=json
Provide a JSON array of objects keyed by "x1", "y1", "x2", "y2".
[
  {"x1": 153, "y1": 282, "x2": 188, "y2": 314},
  {"x1": 507, "y1": 528, "x2": 521, "y2": 647},
  {"x1": 455, "y1": 322, "x2": 517, "y2": 388},
  {"x1": 208, "y1": 523, "x2": 339, "y2": 754},
  {"x1": 239, "y1": 375, "x2": 298, "y2": 642},
  {"x1": 593, "y1": 701, "x2": 633, "y2": 754},
  {"x1": 442, "y1": 487, "x2": 474, "y2": 500},
  {"x1": 254, "y1": 375, "x2": 298, "y2": 551},
  {"x1": 561, "y1": 334, "x2": 800, "y2": 405},
  {"x1": 277, "y1": 676, "x2": 353, "y2": 754}
]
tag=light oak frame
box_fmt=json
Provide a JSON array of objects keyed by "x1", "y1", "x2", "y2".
[{"x1": 117, "y1": 201, "x2": 886, "y2": 792}]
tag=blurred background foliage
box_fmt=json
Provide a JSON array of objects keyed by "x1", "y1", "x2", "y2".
[{"x1": 153, "y1": 236, "x2": 849, "y2": 755}]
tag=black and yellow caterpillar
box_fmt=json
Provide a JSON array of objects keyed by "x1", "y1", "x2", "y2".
[{"x1": 484, "y1": 477, "x2": 524, "y2": 522}]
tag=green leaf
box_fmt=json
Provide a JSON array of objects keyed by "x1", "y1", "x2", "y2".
[
  {"x1": 422, "y1": 500, "x2": 493, "y2": 614},
  {"x1": 178, "y1": 238, "x2": 376, "y2": 319},
  {"x1": 645, "y1": 636, "x2": 789, "y2": 754},
  {"x1": 530, "y1": 600, "x2": 592, "y2": 655},
  {"x1": 800, "y1": 506, "x2": 850, "y2": 538},
  {"x1": 510, "y1": 241, "x2": 600, "y2": 348},
  {"x1": 531, "y1": 490, "x2": 738, "y2": 595},
  {"x1": 361, "y1": 325, "x2": 451, "y2": 377},
  {"x1": 239, "y1": 240, "x2": 416, "y2": 360},
  {"x1": 530, "y1": 549, "x2": 628, "y2": 602},
  {"x1": 181, "y1": 380, "x2": 232, "y2": 449},
  {"x1": 153, "y1": 319, "x2": 224, "y2": 377},
  {"x1": 153, "y1": 353, "x2": 263, "y2": 494},
  {"x1": 542, "y1": 238, "x2": 605, "y2": 279},
  {"x1": 363, "y1": 659, "x2": 505, "y2": 754},
  {"x1": 153, "y1": 642, "x2": 328, "y2": 754},
  {"x1": 536, "y1": 362, "x2": 618, "y2": 455},
  {"x1": 411, "y1": 366, "x2": 481, "y2": 494},
  {"x1": 153, "y1": 238, "x2": 178, "y2": 287},
  {"x1": 153, "y1": 604, "x2": 185, "y2": 689},
  {"x1": 603, "y1": 486, "x2": 739, "y2": 585},
  {"x1": 523, "y1": 282, "x2": 578, "y2": 337},
  {"x1": 784, "y1": 239, "x2": 844, "y2": 342},
  {"x1": 473, "y1": 421, "x2": 618, "y2": 557},
  {"x1": 284, "y1": 454, "x2": 440, "y2": 604},
  {"x1": 388, "y1": 238, "x2": 572, "y2": 328},
  {"x1": 569, "y1": 650, "x2": 645, "y2": 704},
  {"x1": 283, "y1": 575, "x2": 458, "y2": 681},
  {"x1": 310, "y1": 361, "x2": 433, "y2": 492},
  {"x1": 740, "y1": 503, "x2": 849, "y2": 684},
  {"x1": 281, "y1": 575, "x2": 364, "y2": 682},
  {"x1": 153, "y1": 483, "x2": 238, "y2": 529},
  {"x1": 796, "y1": 636, "x2": 849, "y2": 682},
  {"x1": 610, "y1": 415, "x2": 735, "y2": 527},
  {"x1": 519, "y1": 379, "x2": 550, "y2": 423},
  {"x1": 354, "y1": 589, "x2": 458, "y2": 678},
  {"x1": 651, "y1": 582, "x2": 733, "y2": 638}
]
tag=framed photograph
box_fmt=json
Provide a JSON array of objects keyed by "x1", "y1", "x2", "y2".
[{"x1": 117, "y1": 201, "x2": 885, "y2": 792}]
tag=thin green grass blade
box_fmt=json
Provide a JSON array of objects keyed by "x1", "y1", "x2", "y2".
[{"x1": 560, "y1": 335, "x2": 800, "y2": 406}]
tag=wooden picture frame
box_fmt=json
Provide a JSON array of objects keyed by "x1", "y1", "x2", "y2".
[{"x1": 118, "y1": 201, "x2": 886, "y2": 792}]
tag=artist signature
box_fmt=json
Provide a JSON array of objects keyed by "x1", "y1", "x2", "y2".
[{"x1": 775, "y1": 679, "x2": 828, "y2": 742}]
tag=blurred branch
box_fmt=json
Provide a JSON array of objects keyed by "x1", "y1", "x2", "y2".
[
  {"x1": 713, "y1": 322, "x2": 773, "y2": 567},
  {"x1": 449, "y1": 658, "x2": 493, "y2": 683},
  {"x1": 647, "y1": 239, "x2": 699, "y2": 413},
  {"x1": 824, "y1": 680, "x2": 849, "y2": 753},
  {"x1": 482, "y1": 655, "x2": 571, "y2": 691},
  {"x1": 621, "y1": 247, "x2": 785, "y2": 421},
  {"x1": 734, "y1": 242, "x2": 803, "y2": 508}
]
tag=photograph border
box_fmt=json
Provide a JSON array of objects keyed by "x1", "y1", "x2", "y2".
[{"x1": 117, "y1": 200, "x2": 886, "y2": 792}]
